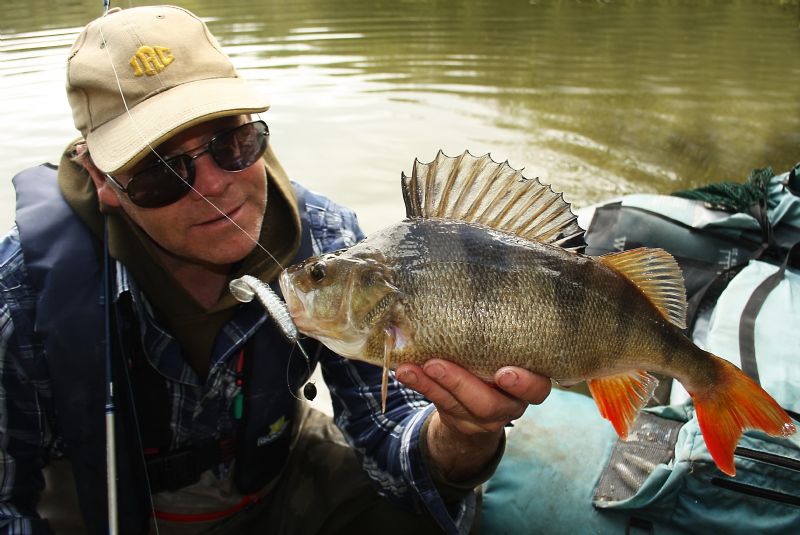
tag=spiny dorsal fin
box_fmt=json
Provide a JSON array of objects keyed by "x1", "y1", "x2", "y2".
[
  {"x1": 401, "y1": 150, "x2": 586, "y2": 252},
  {"x1": 598, "y1": 247, "x2": 687, "y2": 329}
]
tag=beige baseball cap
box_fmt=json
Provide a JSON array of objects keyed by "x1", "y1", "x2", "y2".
[{"x1": 66, "y1": 5, "x2": 270, "y2": 174}]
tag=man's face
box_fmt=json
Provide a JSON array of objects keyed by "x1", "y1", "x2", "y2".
[{"x1": 94, "y1": 115, "x2": 268, "y2": 268}]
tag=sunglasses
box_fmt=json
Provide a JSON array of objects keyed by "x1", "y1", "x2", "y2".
[{"x1": 105, "y1": 120, "x2": 269, "y2": 208}]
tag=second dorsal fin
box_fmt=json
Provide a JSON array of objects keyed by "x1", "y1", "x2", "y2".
[
  {"x1": 598, "y1": 247, "x2": 688, "y2": 329},
  {"x1": 401, "y1": 150, "x2": 586, "y2": 252}
]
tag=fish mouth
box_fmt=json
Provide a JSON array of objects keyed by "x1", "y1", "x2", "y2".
[
  {"x1": 278, "y1": 267, "x2": 364, "y2": 340},
  {"x1": 279, "y1": 270, "x2": 306, "y2": 322},
  {"x1": 279, "y1": 269, "x2": 330, "y2": 337},
  {"x1": 278, "y1": 267, "x2": 369, "y2": 357}
]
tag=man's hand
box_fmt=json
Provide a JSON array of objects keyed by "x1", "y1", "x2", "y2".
[{"x1": 395, "y1": 359, "x2": 551, "y2": 483}]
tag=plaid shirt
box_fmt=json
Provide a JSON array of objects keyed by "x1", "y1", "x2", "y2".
[{"x1": 0, "y1": 185, "x2": 474, "y2": 534}]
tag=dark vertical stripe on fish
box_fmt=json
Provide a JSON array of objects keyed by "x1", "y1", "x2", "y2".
[
  {"x1": 457, "y1": 224, "x2": 510, "y2": 354},
  {"x1": 551, "y1": 255, "x2": 590, "y2": 357},
  {"x1": 657, "y1": 316, "x2": 677, "y2": 367},
  {"x1": 612, "y1": 276, "x2": 640, "y2": 360}
]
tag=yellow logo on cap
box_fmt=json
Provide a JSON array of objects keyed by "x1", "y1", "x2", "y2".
[{"x1": 129, "y1": 46, "x2": 175, "y2": 77}]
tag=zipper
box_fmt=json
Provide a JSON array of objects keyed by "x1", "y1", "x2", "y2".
[
  {"x1": 710, "y1": 478, "x2": 800, "y2": 507},
  {"x1": 734, "y1": 446, "x2": 800, "y2": 472},
  {"x1": 708, "y1": 446, "x2": 800, "y2": 507}
]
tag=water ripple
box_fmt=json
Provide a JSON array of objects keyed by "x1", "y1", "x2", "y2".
[{"x1": 1, "y1": 0, "x2": 799, "y2": 233}]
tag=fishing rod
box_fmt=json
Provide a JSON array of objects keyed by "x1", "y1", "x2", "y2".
[
  {"x1": 95, "y1": 3, "x2": 315, "y2": 532},
  {"x1": 103, "y1": 222, "x2": 119, "y2": 535},
  {"x1": 103, "y1": 0, "x2": 119, "y2": 535},
  {"x1": 102, "y1": 2, "x2": 116, "y2": 532}
]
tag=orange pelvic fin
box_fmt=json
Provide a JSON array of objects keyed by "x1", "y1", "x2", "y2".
[
  {"x1": 588, "y1": 370, "x2": 659, "y2": 439},
  {"x1": 691, "y1": 357, "x2": 797, "y2": 477}
]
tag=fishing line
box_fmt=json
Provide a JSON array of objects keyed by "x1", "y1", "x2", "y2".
[
  {"x1": 97, "y1": 16, "x2": 314, "y2": 343},
  {"x1": 97, "y1": 24, "x2": 283, "y2": 271},
  {"x1": 98, "y1": 7, "x2": 318, "y2": 381},
  {"x1": 94, "y1": 7, "x2": 317, "y2": 531},
  {"x1": 284, "y1": 344, "x2": 317, "y2": 402}
]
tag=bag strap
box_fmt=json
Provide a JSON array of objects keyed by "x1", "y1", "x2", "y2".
[{"x1": 738, "y1": 241, "x2": 800, "y2": 384}]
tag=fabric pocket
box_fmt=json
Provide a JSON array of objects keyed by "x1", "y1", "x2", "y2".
[{"x1": 594, "y1": 404, "x2": 800, "y2": 535}]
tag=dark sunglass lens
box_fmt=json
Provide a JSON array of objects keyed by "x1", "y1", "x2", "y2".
[
  {"x1": 128, "y1": 156, "x2": 195, "y2": 208},
  {"x1": 211, "y1": 121, "x2": 268, "y2": 172}
]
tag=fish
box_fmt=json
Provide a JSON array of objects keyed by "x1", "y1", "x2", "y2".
[{"x1": 279, "y1": 150, "x2": 796, "y2": 476}]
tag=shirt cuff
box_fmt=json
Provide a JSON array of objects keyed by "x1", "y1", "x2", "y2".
[{"x1": 418, "y1": 411, "x2": 507, "y2": 502}]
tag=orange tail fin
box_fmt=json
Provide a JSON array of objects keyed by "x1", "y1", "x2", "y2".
[{"x1": 691, "y1": 356, "x2": 796, "y2": 476}]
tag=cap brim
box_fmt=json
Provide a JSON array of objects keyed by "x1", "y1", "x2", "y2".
[{"x1": 86, "y1": 77, "x2": 270, "y2": 174}]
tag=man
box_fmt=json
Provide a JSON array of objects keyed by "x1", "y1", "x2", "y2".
[{"x1": 0, "y1": 5, "x2": 550, "y2": 534}]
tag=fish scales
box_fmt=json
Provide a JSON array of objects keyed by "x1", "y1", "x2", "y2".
[
  {"x1": 358, "y1": 219, "x2": 696, "y2": 384},
  {"x1": 279, "y1": 150, "x2": 796, "y2": 476}
]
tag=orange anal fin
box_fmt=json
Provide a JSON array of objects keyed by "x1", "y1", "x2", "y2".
[
  {"x1": 588, "y1": 370, "x2": 659, "y2": 440},
  {"x1": 691, "y1": 357, "x2": 797, "y2": 477}
]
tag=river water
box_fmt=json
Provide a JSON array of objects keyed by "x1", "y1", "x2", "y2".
[{"x1": 2, "y1": 0, "x2": 800, "y2": 234}]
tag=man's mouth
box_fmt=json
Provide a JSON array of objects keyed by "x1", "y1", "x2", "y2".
[{"x1": 196, "y1": 203, "x2": 243, "y2": 226}]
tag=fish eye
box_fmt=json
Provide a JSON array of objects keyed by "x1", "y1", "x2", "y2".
[{"x1": 309, "y1": 261, "x2": 327, "y2": 282}]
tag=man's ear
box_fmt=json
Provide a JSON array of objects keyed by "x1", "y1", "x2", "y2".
[{"x1": 82, "y1": 156, "x2": 122, "y2": 208}]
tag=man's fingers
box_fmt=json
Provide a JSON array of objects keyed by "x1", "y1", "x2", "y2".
[
  {"x1": 395, "y1": 363, "x2": 462, "y2": 413},
  {"x1": 494, "y1": 366, "x2": 552, "y2": 405},
  {"x1": 422, "y1": 359, "x2": 526, "y2": 423},
  {"x1": 396, "y1": 361, "x2": 550, "y2": 435}
]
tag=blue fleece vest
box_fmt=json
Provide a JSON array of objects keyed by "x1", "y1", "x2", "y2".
[{"x1": 13, "y1": 164, "x2": 318, "y2": 534}]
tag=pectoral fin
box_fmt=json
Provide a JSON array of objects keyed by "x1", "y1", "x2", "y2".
[
  {"x1": 381, "y1": 328, "x2": 394, "y2": 413},
  {"x1": 588, "y1": 371, "x2": 659, "y2": 439}
]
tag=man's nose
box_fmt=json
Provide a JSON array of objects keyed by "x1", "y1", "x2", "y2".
[{"x1": 190, "y1": 153, "x2": 229, "y2": 198}]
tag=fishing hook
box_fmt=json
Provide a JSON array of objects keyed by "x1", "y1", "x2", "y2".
[
  {"x1": 229, "y1": 275, "x2": 318, "y2": 400},
  {"x1": 229, "y1": 275, "x2": 298, "y2": 342}
]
